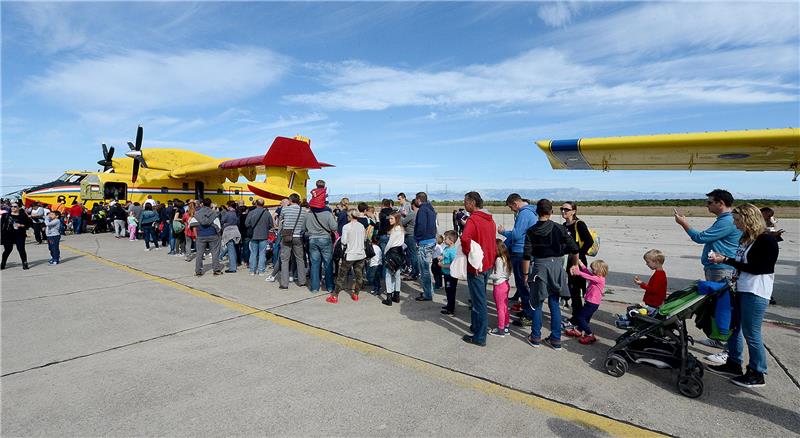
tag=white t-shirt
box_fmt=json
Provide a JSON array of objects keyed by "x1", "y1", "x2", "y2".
[
  {"x1": 341, "y1": 221, "x2": 366, "y2": 261},
  {"x1": 735, "y1": 243, "x2": 774, "y2": 300},
  {"x1": 369, "y1": 244, "x2": 382, "y2": 267}
]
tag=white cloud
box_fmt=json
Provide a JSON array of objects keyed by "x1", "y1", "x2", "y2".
[
  {"x1": 537, "y1": 2, "x2": 583, "y2": 28},
  {"x1": 558, "y1": 2, "x2": 799, "y2": 61},
  {"x1": 27, "y1": 47, "x2": 289, "y2": 117},
  {"x1": 14, "y1": 3, "x2": 89, "y2": 53},
  {"x1": 286, "y1": 2, "x2": 798, "y2": 113}
]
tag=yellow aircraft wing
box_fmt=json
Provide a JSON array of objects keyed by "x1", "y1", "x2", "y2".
[{"x1": 536, "y1": 128, "x2": 800, "y2": 178}]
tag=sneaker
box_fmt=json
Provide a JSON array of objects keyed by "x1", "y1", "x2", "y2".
[
  {"x1": 730, "y1": 368, "x2": 765, "y2": 388},
  {"x1": 265, "y1": 275, "x2": 276, "y2": 282},
  {"x1": 698, "y1": 338, "x2": 726, "y2": 349},
  {"x1": 704, "y1": 351, "x2": 729, "y2": 365},
  {"x1": 578, "y1": 334, "x2": 597, "y2": 345},
  {"x1": 544, "y1": 337, "x2": 562, "y2": 351},
  {"x1": 461, "y1": 334, "x2": 486, "y2": 347},
  {"x1": 440, "y1": 309, "x2": 454, "y2": 316},
  {"x1": 350, "y1": 292, "x2": 359, "y2": 302},
  {"x1": 512, "y1": 317, "x2": 532, "y2": 327},
  {"x1": 526, "y1": 336, "x2": 541, "y2": 348},
  {"x1": 145, "y1": 248, "x2": 151, "y2": 251},
  {"x1": 708, "y1": 361, "x2": 744, "y2": 377},
  {"x1": 250, "y1": 272, "x2": 256, "y2": 276},
  {"x1": 560, "y1": 321, "x2": 575, "y2": 331},
  {"x1": 213, "y1": 271, "x2": 224, "y2": 276},
  {"x1": 565, "y1": 329, "x2": 582, "y2": 338},
  {"x1": 289, "y1": 276, "x2": 294, "y2": 282},
  {"x1": 326, "y1": 294, "x2": 339, "y2": 304},
  {"x1": 503, "y1": 327, "x2": 510, "y2": 335},
  {"x1": 488, "y1": 328, "x2": 506, "y2": 337}
]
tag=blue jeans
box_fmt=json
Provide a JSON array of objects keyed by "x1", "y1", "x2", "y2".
[
  {"x1": 241, "y1": 238, "x2": 251, "y2": 267},
  {"x1": 220, "y1": 240, "x2": 237, "y2": 272},
  {"x1": 727, "y1": 292, "x2": 769, "y2": 373},
  {"x1": 249, "y1": 239, "x2": 268, "y2": 274},
  {"x1": 468, "y1": 270, "x2": 490, "y2": 344},
  {"x1": 167, "y1": 224, "x2": 176, "y2": 253},
  {"x1": 72, "y1": 217, "x2": 82, "y2": 234},
  {"x1": 531, "y1": 294, "x2": 562, "y2": 342},
  {"x1": 309, "y1": 237, "x2": 334, "y2": 292},
  {"x1": 417, "y1": 242, "x2": 435, "y2": 299},
  {"x1": 511, "y1": 253, "x2": 535, "y2": 320},
  {"x1": 367, "y1": 265, "x2": 381, "y2": 292},
  {"x1": 142, "y1": 225, "x2": 158, "y2": 249},
  {"x1": 47, "y1": 235, "x2": 61, "y2": 262},
  {"x1": 272, "y1": 239, "x2": 281, "y2": 267},
  {"x1": 405, "y1": 235, "x2": 419, "y2": 276},
  {"x1": 574, "y1": 302, "x2": 599, "y2": 335}
]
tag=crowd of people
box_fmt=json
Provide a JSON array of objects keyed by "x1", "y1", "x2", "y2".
[{"x1": 0, "y1": 186, "x2": 783, "y2": 388}]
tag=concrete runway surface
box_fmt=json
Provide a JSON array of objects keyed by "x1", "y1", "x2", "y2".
[{"x1": 1, "y1": 215, "x2": 798, "y2": 437}]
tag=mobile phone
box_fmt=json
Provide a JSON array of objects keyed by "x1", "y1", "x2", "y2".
[{"x1": 673, "y1": 208, "x2": 679, "y2": 215}]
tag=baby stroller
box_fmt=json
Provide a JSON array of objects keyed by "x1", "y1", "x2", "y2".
[{"x1": 603, "y1": 281, "x2": 732, "y2": 398}]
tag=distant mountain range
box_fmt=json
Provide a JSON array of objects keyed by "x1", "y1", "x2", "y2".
[{"x1": 329, "y1": 187, "x2": 799, "y2": 202}]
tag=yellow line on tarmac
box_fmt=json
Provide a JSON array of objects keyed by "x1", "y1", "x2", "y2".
[{"x1": 64, "y1": 244, "x2": 666, "y2": 438}]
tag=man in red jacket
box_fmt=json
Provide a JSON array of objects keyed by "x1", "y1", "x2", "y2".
[
  {"x1": 69, "y1": 202, "x2": 84, "y2": 235},
  {"x1": 460, "y1": 191, "x2": 497, "y2": 347}
]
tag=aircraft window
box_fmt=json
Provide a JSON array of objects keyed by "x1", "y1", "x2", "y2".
[
  {"x1": 234, "y1": 190, "x2": 240, "y2": 195},
  {"x1": 57, "y1": 173, "x2": 71, "y2": 182},
  {"x1": 161, "y1": 187, "x2": 169, "y2": 193},
  {"x1": 65, "y1": 175, "x2": 85, "y2": 183},
  {"x1": 89, "y1": 185, "x2": 100, "y2": 192}
]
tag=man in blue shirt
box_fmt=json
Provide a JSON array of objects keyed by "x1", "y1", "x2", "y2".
[
  {"x1": 498, "y1": 193, "x2": 538, "y2": 327},
  {"x1": 413, "y1": 192, "x2": 438, "y2": 301},
  {"x1": 675, "y1": 188, "x2": 742, "y2": 349}
]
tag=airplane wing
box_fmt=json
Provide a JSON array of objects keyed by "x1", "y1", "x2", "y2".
[
  {"x1": 168, "y1": 136, "x2": 333, "y2": 182},
  {"x1": 535, "y1": 128, "x2": 800, "y2": 178}
]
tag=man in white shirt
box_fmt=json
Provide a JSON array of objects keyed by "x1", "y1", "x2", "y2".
[{"x1": 328, "y1": 209, "x2": 366, "y2": 304}]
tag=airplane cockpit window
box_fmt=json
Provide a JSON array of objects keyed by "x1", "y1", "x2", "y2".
[{"x1": 58, "y1": 174, "x2": 86, "y2": 183}]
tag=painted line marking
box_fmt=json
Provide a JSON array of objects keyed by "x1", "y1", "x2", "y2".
[{"x1": 60, "y1": 244, "x2": 667, "y2": 438}]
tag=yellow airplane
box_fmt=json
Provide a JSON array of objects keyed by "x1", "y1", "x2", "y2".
[
  {"x1": 21, "y1": 126, "x2": 332, "y2": 209},
  {"x1": 536, "y1": 128, "x2": 800, "y2": 180}
]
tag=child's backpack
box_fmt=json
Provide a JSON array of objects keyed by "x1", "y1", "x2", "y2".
[{"x1": 575, "y1": 221, "x2": 600, "y2": 257}]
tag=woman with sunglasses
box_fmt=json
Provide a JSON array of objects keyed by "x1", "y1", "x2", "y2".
[
  {"x1": 1, "y1": 202, "x2": 33, "y2": 270},
  {"x1": 560, "y1": 201, "x2": 594, "y2": 330}
]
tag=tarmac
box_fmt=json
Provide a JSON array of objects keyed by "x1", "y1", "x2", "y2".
[{"x1": 1, "y1": 215, "x2": 798, "y2": 437}]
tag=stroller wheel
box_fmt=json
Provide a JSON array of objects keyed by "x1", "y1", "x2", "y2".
[
  {"x1": 604, "y1": 354, "x2": 628, "y2": 378},
  {"x1": 677, "y1": 375, "x2": 704, "y2": 398}
]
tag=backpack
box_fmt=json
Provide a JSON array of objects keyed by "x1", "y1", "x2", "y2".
[
  {"x1": 364, "y1": 239, "x2": 376, "y2": 259},
  {"x1": 172, "y1": 219, "x2": 185, "y2": 235},
  {"x1": 574, "y1": 220, "x2": 600, "y2": 257}
]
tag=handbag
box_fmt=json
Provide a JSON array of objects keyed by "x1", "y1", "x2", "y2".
[
  {"x1": 281, "y1": 209, "x2": 301, "y2": 245},
  {"x1": 364, "y1": 239, "x2": 376, "y2": 259}
]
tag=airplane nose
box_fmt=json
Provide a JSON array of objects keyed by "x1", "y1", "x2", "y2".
[{"x1": 125, "y1": 151, "x2": 141, "y2": 159}]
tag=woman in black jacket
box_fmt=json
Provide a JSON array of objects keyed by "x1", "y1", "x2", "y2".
[
  {"x1": 561, "y1": 201, "x2": 594, "y2": 328},
  {"x1": 1, "y1": 202, "x2": 33, "y2": 270},
  {"x1": 707, "y1": 203, "x2": 779, "y2": 388}
]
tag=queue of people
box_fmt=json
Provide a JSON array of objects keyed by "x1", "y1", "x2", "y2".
[{"x1": 0, "y1": 187, "x2": 783, "y2": 389}]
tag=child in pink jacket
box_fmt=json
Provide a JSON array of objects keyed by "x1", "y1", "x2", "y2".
[{"x1": 566, "y1": 259, "x2": 609, "y2": 345}]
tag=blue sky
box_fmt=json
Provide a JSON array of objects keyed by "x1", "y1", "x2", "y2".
[{"x1": 2, "y1": 1, "x2": 799, "y2": 198}]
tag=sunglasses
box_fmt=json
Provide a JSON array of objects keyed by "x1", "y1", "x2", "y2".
[
  {"x1": 11, "y1": 205, "x2": 19, "y2": 208},
  {"x1": 560, "y1": 207, "x2": 573, "y2": 212}
]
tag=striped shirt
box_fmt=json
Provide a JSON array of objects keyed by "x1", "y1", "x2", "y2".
[{"x1": 279, "y1": 204, "x2": 307, "y2": 237}]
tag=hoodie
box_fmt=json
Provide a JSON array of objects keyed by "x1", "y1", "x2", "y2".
[
  {"x1": 193, "y1": 206, "x2": 221, "y2": 237},
  {"x1": 460, "y1": 210, "x2": 497, "y2": 273},
  {"x1": 414, "y1": 202, "x2": 437, "y2": 244},
  {"x1": 501, "y1": 204, "x2": 537, "y2": 254},
  {"x1": 523, "y1": 220, "x2": 579, "y2": 260}
]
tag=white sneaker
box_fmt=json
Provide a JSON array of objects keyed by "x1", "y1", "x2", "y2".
[
  {"x1": 289, "y1": 276, "x2": 294, "y2": 282},
  {"x1": 705, "y1": 351, "x2": 728, "y2": 364},
  {"x1": 145, "y1": 248, "x2": 151, "y2": 251},
  {"x1": 698, "y1": 338, "x2": 726, "y2": 349},
  {"x1": 250, "y1": 272, "x2": 256, "y2": 276},
  {"x1": 266, "y1": 275, "x2": 276, "y2": 282}
]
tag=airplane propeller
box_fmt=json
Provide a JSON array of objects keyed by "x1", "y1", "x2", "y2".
[
  {"x1": 125, "y1": 125, "x2": 147, "y2": 183},
  {"x1": 97, "y1": 143, "x2": 115, "y2": 171}
]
